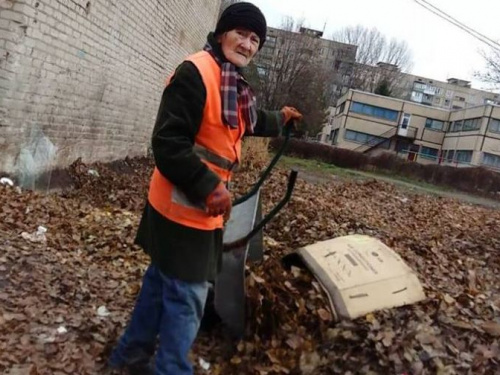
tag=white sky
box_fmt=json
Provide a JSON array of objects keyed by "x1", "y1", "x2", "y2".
[{"x1": 248, "y1": 0, "x2": 500, "y2": 91}]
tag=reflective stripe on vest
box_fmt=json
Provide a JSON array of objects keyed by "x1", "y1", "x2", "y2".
[{"x1": 148, "y1": 51, "x2": 246, "y2": 230}]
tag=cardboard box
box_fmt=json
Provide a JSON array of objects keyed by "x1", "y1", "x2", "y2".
[{"x1": 297, "y1": 235, "x2": 426, "y2": 320}]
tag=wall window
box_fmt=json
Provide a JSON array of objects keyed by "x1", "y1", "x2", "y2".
[
  {"x1": 344, "y1": 130, "x2": 390, "y2": 148},
  {"x1": 413, "y1": 82, "x2": 426, "y2": 91},
  {"x1": 482, "y1": 153, "x2": 500, "y2": 168},
  {"x1": 444, "y1": 150, "x2": 455, "y2": 162},
  {"x1": 454, "y1": 95, "x2": 466, "y2": 102},
  {"x1": 450, "y1": 120, "x2": 462, "y2": 132},
  {"x1": 400, "y1": 113, "x2": 411, "y2": 129},
  {"x1": 267, "y1": 36, "x2": 277, "y2": 45},
  {"x1": 411, "y1": 91, "x2": 424, "y2": 103},
  {"x1": 336, "y1": 102, "x2": 346, "y2": 114},
  {"x1": 462, "y1": 118, "x2": 481, "y2": 131},
  {"x1": 450, "y1": 118, "x2": 481, "y2": 132},
  {"x1": 488, "y1": 118, "x2": 500, "y2": 133},
  {"x1": 455, "y1": 150, "x2": 473, "y2": 164},
  {"x1": 425, "y1": 118, "x2": 444, "y2": 131},
  {"x1": 350, "y1": 102, "x2": 399, "y2": 121},
  {"x1": 420, "y1": 146, "x2": 439, "y2": 160}
]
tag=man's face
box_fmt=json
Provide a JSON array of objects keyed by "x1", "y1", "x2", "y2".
[{"x1": 217, "y1": 28, "x2": 260, "y2": 68}]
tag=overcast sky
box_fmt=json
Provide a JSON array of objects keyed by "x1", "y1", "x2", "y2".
[{"x1": 247, "y1": 0, "x2": 499, "y2": 91}]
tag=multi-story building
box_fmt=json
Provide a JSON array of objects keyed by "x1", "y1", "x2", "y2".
[
  {"x1": 347, "y1": 61, "x2": 500, "y2": 110},
  {"x1": 397, "y1": 75, "x2": 500, "y2": 110},
  {"x1": 254, "y1": 26, "x2": 357, "y2": 104},
  {"x1": 320, "y1": 90, "x2": 500, "y2": 171}
]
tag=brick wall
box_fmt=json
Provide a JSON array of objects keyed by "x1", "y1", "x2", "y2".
[{"x1": 0, "y1": 0, "x2": 221, "y2": 183}]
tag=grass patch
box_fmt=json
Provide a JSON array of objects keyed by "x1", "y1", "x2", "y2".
[{"x1": 278, "y1": 155, "x2": 455, "y2": 195}]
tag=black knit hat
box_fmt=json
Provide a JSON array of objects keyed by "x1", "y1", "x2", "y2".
[{"x1": 215, "y1": 2, "x2": 267, "y2": 50}]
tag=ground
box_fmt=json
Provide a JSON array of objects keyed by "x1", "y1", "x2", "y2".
[
  {"x1": 0, "y1": 157, "x2": 499, "y2": 375},
  {"x1": 279, "y1": 155, "x2": 500, "y2": 209}
]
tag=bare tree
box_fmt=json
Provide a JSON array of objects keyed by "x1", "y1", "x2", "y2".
[
  {"x1": 254, "y1": 17, "x2": 330, "y2": 136},
  {"x1": 332, "y1": 25, "x2": 413, "y2": 95},
  {"x1": 476, "y1": 48, "x2": 500, "y2": 88}
]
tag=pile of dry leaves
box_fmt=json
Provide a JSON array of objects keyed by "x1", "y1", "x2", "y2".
[{"x1": 0, "y1": 158, "x2": 499, "y2": 375}]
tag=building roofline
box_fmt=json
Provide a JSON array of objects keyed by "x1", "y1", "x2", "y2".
[
  {"x1": 404, "y1": 73, "x2": 499, "y2": 95},
  {"x1": 341, "y1": 89, "x2": 500, "y2": 114},
  {"x1": 347, "y1": 89, "x2": 450, "y2": 112},
  {"x1": 266, "y1": 26, "x2": 357, "y2": 49}
]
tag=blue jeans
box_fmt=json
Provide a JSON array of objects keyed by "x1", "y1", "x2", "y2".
[{"x1": 109, "y1": 264, "x2": 209, "y2": 375}]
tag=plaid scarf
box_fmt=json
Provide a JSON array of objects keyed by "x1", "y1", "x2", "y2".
[{"x1": 203, "y1": 41, "x2": 257, "y2": 134}]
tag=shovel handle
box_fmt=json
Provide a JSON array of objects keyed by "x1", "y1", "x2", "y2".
[
  {"x1": 223, "y1": 170, "x2": 298, "y2": 252},
  {"x1": 232, "y1": 120, "x2": 295, "y2": 206}
]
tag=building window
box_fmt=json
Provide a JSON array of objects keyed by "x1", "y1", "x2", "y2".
[
  {"x1": 411, "y1": 91, "x2": 424, "y2": 103},
  {"x1": 462, "y1": 118, "x2": 481, "y2": 131},
  {"x1": 400, "y1": 113, "x2": 411, "y2": 129},
  {"x1": 420, "y1": 146, "x2": 439, "y2": 160},
  {"x1": 454, "y1": 96, "x2": 466, "y2": 102},
  {"x1": 267, "y1": 36, "x2": 277, "y2": 46},
  {"x1": 444, "y1": 150, "x2": 455, "y2": 162},
  {"x1": 488, "y1": 118, "x2": 500, "y2": 133},
  {"x1": 451, "y1": 118, "x2": 481, "y2": 132},
  {"x1": 455, "y1": 150, "x2": 473, "y2": 164},
  {"x1": 350, "y1": 102, "x2": 399, "y2": 122},
  {"x1": 482, "y1": 153, "x2": 500, "y2": 168},
  {"x1": 337, "y1": 102, "x2": 346, "y2": 114},
  {"x1": 413, "y1": 82, "x2": 426, "y2": 91},
  {"x1": 450, "y1": 120, "x2": 462, "y2": 132},
  {"x1": 344, "y1": 130, "x2": 390, "y2": 148},
  {"x1": 425, "y1": 118, "x2": 444, "y2": 131}
]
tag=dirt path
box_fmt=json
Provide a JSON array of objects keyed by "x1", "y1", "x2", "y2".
[{"x1": 285, "y1": 164, "x2": 500, "y2": 210}]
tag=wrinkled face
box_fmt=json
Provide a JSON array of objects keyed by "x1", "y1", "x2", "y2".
[{"x1": 217, "y1": 28, "x2": 260, "y2": 67}]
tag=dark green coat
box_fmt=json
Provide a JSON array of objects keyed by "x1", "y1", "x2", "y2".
[{"x1": 135, "y1": 57, "x2": 284, "y2": 283}]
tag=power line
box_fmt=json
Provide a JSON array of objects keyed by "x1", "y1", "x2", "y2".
[
  {"x1": 412, "y1": 0, "x2": 500, "y2": 52},
  {"x1": 413, "y1": 0, "x2": 499, "y2": 51},
  {"x1": 418, "y1": 0, "x2": 500, "y2": 50}
]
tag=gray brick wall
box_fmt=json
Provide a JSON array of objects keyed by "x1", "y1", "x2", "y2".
[{"x1": 0, "y1": 0, "x2": 221, "y2": 181}]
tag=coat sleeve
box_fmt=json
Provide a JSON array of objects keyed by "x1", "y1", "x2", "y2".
[
  {"x1": 250, "y1": 109, "x2": 285, "y2": 137},
  {"x1": 151, "y1": 61, "x2": 220, "y2": 203}
]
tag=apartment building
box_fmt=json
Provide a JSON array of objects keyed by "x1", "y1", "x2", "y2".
[
  {"x1": 397, "y1": 75, "x2": 500, "y2": 110},
  {"x1": 253, "y1": 27, "x2": 357, "y2": 104},
  {"x1": 320, "y1": 90, "x2": 500, "y2": 171}
]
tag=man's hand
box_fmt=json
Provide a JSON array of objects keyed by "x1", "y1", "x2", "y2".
[
  {"x1": 206, "y1": 182, "x2": 232, "y2": 218},
  {"x1": 281, "y1": 106, "x2": 303, "y2": 124}
]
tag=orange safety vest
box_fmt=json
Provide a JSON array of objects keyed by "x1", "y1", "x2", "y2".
[{"x1": 148, "y1": 51, "x2": 246, "y2": 230}]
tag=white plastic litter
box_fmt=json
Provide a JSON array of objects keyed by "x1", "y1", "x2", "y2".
[
  {"x1": 0, "y1": 177, "x2": 14, "y2": 187},
  {"x1": 198, "y1": 358, "x2": 211, "y2": 371},
  {"x1": 88, "y1": 169, "x2": 100, "y2": 177},
  {"x1": 21, "y1": 226, "x2": 48, "y2": 243},
  {"x1": 97, "y1": 305, "x2": 111, "y2": 317},
  {"x1": 57, "y1": 326, "x2": 68, "y2": 334}
]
